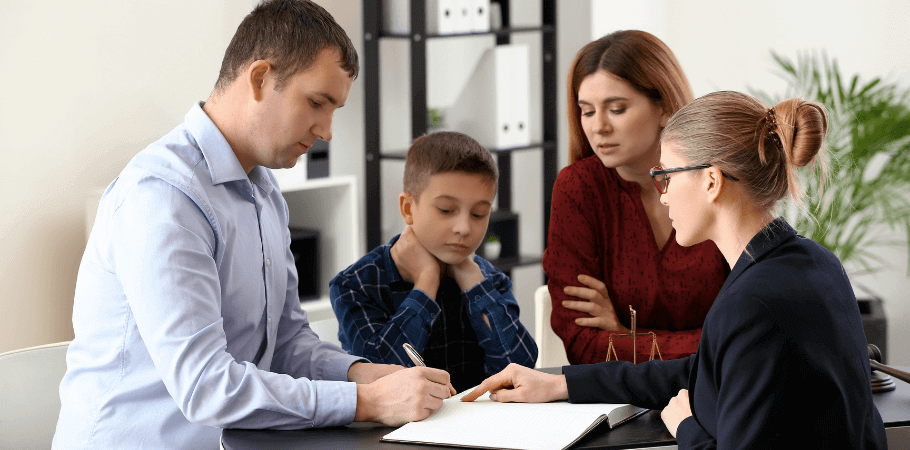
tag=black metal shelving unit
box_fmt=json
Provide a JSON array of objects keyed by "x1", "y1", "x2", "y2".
[{"x1": 363, "y1": 0, "x2": 557, "y2": 276}]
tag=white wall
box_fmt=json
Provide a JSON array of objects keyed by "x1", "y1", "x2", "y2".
[
  {"x1": 592, "y1": 0, "x2": 910, "y2": 365},
  {"x1": 0, "y1": 0, "x2": 255, "y2": 353},
  {"x1": 3, "y1": 0, "x2": 906, "y2": 365}
]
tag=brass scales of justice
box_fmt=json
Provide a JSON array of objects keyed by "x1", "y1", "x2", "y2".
[{"x1": 606, "y1": 306, "x2": 663, "y2": 364}]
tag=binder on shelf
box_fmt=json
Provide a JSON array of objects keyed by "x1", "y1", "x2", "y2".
[
  {"x1": 383, "y1": 0, "x2": 457, "y2": 35},
  {"x1": 471, "y1": 0, "x2": 491, "y2": 32},
  {"x1": 445, "y1": 44, "x2": 531, "y2": 149},
  {"x1": 453, "y1": 0, "x2": 473, "y2": 33}
]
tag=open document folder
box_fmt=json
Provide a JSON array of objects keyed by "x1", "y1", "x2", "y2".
[{"x1": 381, "y1": 389, "x2": 647, "y2": 450}]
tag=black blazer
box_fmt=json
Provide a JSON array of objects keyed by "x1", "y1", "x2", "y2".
[{"x1": 563, "y1": 218, "x2": 887, "y2": 449}]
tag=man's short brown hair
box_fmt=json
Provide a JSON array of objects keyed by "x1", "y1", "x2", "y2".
[
  {"x1": 403, "y1": 132, "x2": 498, "y2": 199},
  {"x1": 214, "y1": 0, "x2": 358, "y2": 93}
]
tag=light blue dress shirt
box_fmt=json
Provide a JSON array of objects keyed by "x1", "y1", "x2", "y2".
[{"x1": 53, "y1": 102, "x2": 364, "y2": 450}]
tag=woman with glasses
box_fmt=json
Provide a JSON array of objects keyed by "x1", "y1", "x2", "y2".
[
  {"x1": 543, "y1": 30, "x2": 727, "y2": 365},
  {"x1": 465, "y1": 91, "x2": 887, "y2": 449}
]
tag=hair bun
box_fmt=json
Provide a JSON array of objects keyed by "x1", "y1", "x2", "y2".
[{"x1": 772, "y1": 98, "x2": 828, "y2": 169}]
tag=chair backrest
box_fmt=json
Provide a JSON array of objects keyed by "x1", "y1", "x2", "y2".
[
  {"x1": 309, "y1": 317, "x2": 341, "y2": 348},
  {"x1": 534, "y1": 285, "x2": 570, "y2": 369},
  {"x1": 0, "y1": 341, "x2": 71, "y2": 450}
]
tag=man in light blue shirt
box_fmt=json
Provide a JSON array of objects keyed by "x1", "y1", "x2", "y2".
[{"x1": 53, "y1": 2, "x2": 452, "y2": 449}]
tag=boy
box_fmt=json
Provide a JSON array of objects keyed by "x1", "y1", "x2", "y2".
[{"x1": 331, "y1": 132, "x2": 538, "y2": 392}]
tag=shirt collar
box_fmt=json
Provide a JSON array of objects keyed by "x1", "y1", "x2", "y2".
[
  {"x1": 720, "y1": 216, "x2": 796, "y2": 293},
  {"x1": 382, "y1": 234, "x2": 406, "y2": 284},
  {"x1": 183, "y1": 101, "x2": 275, "y2": 195}
]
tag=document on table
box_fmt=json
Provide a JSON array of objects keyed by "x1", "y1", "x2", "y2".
[{"x1": 381, "y1": 389, "x2": 647, "y2": 450}]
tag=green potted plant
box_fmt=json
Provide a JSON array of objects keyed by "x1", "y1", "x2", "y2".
[
  {"x1": 756, "y1": 52, "x2": 910, "y2": 361},
  {"x1": 427, "y1": 108, "x2": 445, "y2": 130},
  {"x1": 756, "y1": 52, "x2": 910, "y2": 287},
  {"x1": 484, "y1": 234, "x2": 502, "y2": 260}
]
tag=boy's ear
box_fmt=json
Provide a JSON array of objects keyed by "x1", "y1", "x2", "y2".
[{"x1": 399, "y1": 192, "x2": 415, "y2": 225}]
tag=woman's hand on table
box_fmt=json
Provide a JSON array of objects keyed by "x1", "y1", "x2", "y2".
[{"x1": 460, "y1": 363, "x2": 568, "y2": 404}]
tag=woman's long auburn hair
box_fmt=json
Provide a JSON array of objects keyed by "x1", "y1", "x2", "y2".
[{"x1": 567, "y1": 30, "x2": 694, "y2": 165}]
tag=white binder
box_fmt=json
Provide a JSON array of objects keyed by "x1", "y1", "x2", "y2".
[
  {"x1": 510, "y1": 44, "x2": 530, "y2": 147},
  {"x1": 383, "y1": 0, "x2": 457, "y2": 35},
  {"x1": 453, "y1": 0, "x2": 473, "y2": 33},
  {"x1": 471, "y1": 0, "x2": 491, "y2": 32},
  {"x1": 445, "y1": 44, "x2": 531, "y2": 149}
]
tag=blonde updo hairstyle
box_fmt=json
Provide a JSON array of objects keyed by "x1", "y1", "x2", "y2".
[{"x1": 661, "y1": 91, "x2": 828, "y2": 212}]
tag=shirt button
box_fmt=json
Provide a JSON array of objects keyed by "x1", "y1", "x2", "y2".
[
  {"x1": 475, "y1": 295, "x2": 481, "y2": 300},
  {"x1": 266, "y1": 258, "x2": 271, "y2": 266},
  {"x1": 268, "y1": 317, "x2": 272, "y2": 325}
]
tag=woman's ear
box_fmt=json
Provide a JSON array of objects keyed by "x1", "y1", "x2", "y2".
[
  {"x1": 247, "y1": 60, "x2": 272, "y2": 102},
  {"x1": 704, "y1": 167, "x2": 725, "y2": 203},
  {"x1": 399, "y1": 192, "x2": 415, "y2": 225},
  {"x1": 659, "y1": 107, "x2": 671, "y2": 128}
]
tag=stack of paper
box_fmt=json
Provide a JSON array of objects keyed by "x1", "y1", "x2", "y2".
[{"x1": 381, "y1": 390, "x2": 645, "y2": 450}]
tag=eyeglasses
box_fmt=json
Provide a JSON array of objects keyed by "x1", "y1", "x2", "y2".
[{"x1": 649, "y1": 165, "x2": 739, "y2": 194}]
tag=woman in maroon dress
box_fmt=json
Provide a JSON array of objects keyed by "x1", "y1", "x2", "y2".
[{"x1": 543, "y1": 30, "x2": 727, "y2": 364}]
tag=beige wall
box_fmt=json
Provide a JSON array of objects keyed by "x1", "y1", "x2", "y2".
[
  {"x1": 0, "y1": 1, "x2": 252, "y2": 353},
  {"x1": 3, "y1": 0, "x2": 907, "y2": 365}
]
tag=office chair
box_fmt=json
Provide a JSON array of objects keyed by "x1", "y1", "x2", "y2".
[
  {"x1": 534, "y1": 285, "x2": 570, "y2": 369},
  {"x1": 0, "y1": 341, "x2": 71, "y2": 450}
]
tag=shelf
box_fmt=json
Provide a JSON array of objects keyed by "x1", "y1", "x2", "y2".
[
  {"x1": 487, "y1": 254, "x2": 543, "y2": 274},
  {"x1": 379, "y1": 140, "x2": 556, "y2": 160},
  {"x1": 276, "y1": 175, "x2": 357, "y2": 194},
  {"x1": 280, "y1": 176, "x2": 362, "y2": 302},
  {"x1": 299, "y1": 296, "x2": 334, "y2": 323},
  {"x1": 364, "y1": 0, "x2": 558, "y2": 253},
  {"x1": 379, "y1": 25, "x2": 555, "y2": 40}
]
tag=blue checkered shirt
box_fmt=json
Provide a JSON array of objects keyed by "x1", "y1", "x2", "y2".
[{"x1": 330, "y1": 235, "x2": 538, "y2": 392}]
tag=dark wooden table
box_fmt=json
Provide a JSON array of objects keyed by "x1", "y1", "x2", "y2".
[{"x1": 222, "y1": 367, "x2": 910, "y2": 450}]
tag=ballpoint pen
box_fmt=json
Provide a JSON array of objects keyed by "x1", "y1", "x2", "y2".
[
  {"x1": 402, "y1": 343, "x2": 426, "y2": 367},
  {"x1": 403, "y1": 343, "x2": 456, "y2": 397}
]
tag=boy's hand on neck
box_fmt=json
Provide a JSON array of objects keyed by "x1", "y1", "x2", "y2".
[
  {"x1": 391, "y1": 226, "x2": 442, "y2": 300},
  {"x1": 447, "y1": 255, "x2": 484, "y2": 292},
  {"x1": 447, "y1": 257, "x2": 491, "y2": 330}
]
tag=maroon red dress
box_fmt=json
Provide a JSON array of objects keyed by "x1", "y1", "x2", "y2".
[{"x1": 543, "y1": 155, "x2": 727, "y2": 364}]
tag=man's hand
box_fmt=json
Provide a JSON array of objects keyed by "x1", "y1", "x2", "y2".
[
  {"x1": 354, "y1": 367, "x2": 453, "y2": 426},
  {"x1": 660, "y1": 389, "x2": 692, "y2": 438},
  {"x1": 391, "y1": 226, "x2": 444, "y2": 298},
  {"x1": 447, "y1": 255, "x2": 484, "y2": 292},
  {"x1": 461, "y1": 363, "x2": 568, "y2": 404},
  {"x1": 347, "y1": 362, "x2": 404, "y2": 384},
  {"x1": 562, "y1": 274, "x2": 629, "y2": 332}
]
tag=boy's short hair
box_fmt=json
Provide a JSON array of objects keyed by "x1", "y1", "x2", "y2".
[
  {"x1": 214, "y1": 0, "x2": 358, "y2": 93},
  {"x1": 403, "y1": 132, "x2": 498, "y2": 199}
]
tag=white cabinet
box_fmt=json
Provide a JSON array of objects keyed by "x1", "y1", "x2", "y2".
[{"x1": 279, "y1": 175, "x2": 361, "y2": 323}]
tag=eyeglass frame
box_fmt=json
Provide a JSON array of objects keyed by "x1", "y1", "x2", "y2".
[{"x1": 649, "y1": 164, "x2": 739, "y2": 194}]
